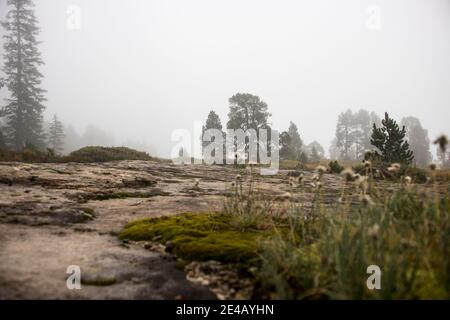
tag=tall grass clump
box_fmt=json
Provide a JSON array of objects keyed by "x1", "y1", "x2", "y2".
[
  {"x1": 223, "y1": 172, "x2": 275, "y2": 231},
  {"x1": 257, "y1": 165, "x2": 450, "y2": 299}
]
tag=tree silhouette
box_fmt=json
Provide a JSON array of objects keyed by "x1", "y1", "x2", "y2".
[
  {"x1": 2, "y1": 0, "x2": 46, "y2": 150},
  {"x1": 47, "y1": 114, "x2": 65, "y2": 155},
  {"x1": 371, "y1": 113, "x2": 414, "y2": 164}
]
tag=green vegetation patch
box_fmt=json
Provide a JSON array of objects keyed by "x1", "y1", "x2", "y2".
[
  {"x1": 65, "y1": 146, "x2": 152, "y2": 163},
  {"x1": 0, "y1": 146, "x2": 153, "y2": 163},
  {"x1": 120, "y1": 213, "x2": 276, "y2": 265},
  {"x1": 89, "y1": 191, "x2": 163, "y2": 201}
]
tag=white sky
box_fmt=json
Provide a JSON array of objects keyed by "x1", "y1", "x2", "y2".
[{"x1": 1, "y1": 0, "x2": 449, "y2": 157}]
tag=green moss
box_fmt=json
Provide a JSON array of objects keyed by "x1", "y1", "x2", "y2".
[
  {"x1": 81, "y1": 207, "x2": 95, "y2": 217},
  {"x1": 64, "y1": 146, "x2": 152, "y2": 163},
  {"x1": 120, "y1": 213, "x2": 276, "y2": 265}
]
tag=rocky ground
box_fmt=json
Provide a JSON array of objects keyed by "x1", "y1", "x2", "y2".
[{"x1": 0, "y1": 160, "x2": 345, "y2": 299}]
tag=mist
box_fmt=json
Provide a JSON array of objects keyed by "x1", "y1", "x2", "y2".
[{"x1": 1, "y1": 0, "x2": 449, "y2": 158}]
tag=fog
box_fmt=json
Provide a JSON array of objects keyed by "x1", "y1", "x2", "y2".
[{"x1": 1, "y1": 0, "x2": 449, "y2": 158}]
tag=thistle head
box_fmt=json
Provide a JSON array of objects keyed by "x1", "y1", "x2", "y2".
[
  {"x1": 403, "y1": 176, "x2": 412, "y2": 185},
  {"x1": 428, "y1": 163, "x2": 437, "y2": 171},
  {"x1": 341, "y1": 168, "x2": 355, "y2": 182},
  {"x1": 315, "y1": 165, "x2": 327, "y2": 176},
  {"x1": 354, "y1": 174, "x2": 368, "y2": 191},
  {"x1": 288, "y1": 177, "x2": 295, "y2": 187},
  {"x1": 388, "y1": 163, "x2": 401, "y2": 173},
  {"x1": 280, "y1": 192, "x2": 292, "y2": 201},
  {"x1": 368, "y1": 223, "x2": 380, "y2": 238}
]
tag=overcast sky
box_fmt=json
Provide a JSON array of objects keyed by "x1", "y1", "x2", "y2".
[{"x1": 1, "y1": 0, "x2": 449, "y2": 157}]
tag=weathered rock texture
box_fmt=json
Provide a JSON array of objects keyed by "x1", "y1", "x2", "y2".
[{"x1": 0, "y1": 160, "x2": 344, "y2": 299}]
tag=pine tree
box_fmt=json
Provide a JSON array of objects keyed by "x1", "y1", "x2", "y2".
[
  {"x1": 279, "y1": 122, "x2": 303, "y2": 160},
  {"x1": 202, "y1": 110, "x2": 224, "y2": 161},
  {"x1": 227, "y1": 93, "x2": 271, "y2": 131},
  {"x1": 371, "y1": 112, "x2": 414, "y2": 164},
  {"x1": 352, "y1": 109, "x2": 373, "y2": 159},
  {"x1": 287, "y1": 122, "x2": 303, "y2": 160},
  {"x1": 401, "y1": 116, "x2": 431, "y2": 167},
  {"x1": 0, "y1": 79, "x2": 6, "y2": 150},
  {"x1": 1, "y1": 0, "x2": 46, "y2": 150},
  {"x1": 0, "y1": 129, "x2": 5, "y2": 150},
  {"x1": 306, "y1": 141, "x2": 325, "y2": 161},
  {"x1": 335, "y1": 109, "x2": 355, "y2": 160},
  {"x1": 227, "y1": 93, "x2": 271, "y2": 161},
  {"x1": 310, "y1": 146, "x2": 321, "y2": 163},
  {"x1": 299, "y1": 151, "x2": 309, "y2": 164},
  {"x1": 279, "y1": 131, "x2": 292, "y2": 160},
  {"x1": 47, "y1": 114, "x2": 65, "y2": 155}
]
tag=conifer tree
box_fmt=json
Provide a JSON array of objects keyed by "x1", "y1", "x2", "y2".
[
  {"x1": 1, "y1": 0, "x2": 46, "y2": 150},
  {"x1": 310, "y1": 146, "x2": 321, "y2": 163},
  {"x1": 202, "y1": 110, "x2": 225, "y2": 161},
  {"x1": 371, "y1": 112, "x2": 414, "y2": 164},
  {"x1": 47, "y1": 114, "x2": 65, "y2": 155}
]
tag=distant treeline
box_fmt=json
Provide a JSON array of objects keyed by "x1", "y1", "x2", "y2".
[{"x1": 202, "y1": 94, "x2": 448, "y2": 168}]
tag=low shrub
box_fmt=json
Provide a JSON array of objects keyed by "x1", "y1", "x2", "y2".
[
  {"x1": 0, "y1": 146, "x2": 152, "y2": 163},
  {"x1": 64, "y1": 146, "x2": 152, "y2": 163},
  {"x1": 329, "y1": 160, "x2": 344, "y2": 174}
]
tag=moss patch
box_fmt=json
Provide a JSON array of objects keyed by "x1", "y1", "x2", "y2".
[
  {"x1": 65, "y1": 146, "x2": 152, "y2": 163},
  {"x1": 120, "y1": 213, "x2": 276, "y2": 265}
]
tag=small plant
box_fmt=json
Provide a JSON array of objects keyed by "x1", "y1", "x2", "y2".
[{"x1": 329, "y1": 160, "x2": 344, "y2": 174}]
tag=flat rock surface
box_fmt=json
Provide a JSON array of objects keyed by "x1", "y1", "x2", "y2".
[{"x1": 0, "y1": 160, "x2": 343, "y2": 299}]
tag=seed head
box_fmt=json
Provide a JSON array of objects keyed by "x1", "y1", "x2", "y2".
[
  {"x1": 235, "y1": 174, "x2": 242, "y2": 181},
  {"x1": 388, "y1": 163, "x2": 401, "y2": 173},
  {"x1": 403, "y1": 176, "x2": 412, "y2": 185},
  {"x1": 315, "y1": 165, "x2": 327, "y2": 175},
  {"x1": 428, "y1": 163, "x2": 437, "y2": 171},
  {"x1": 341, "y1": 168, "x2": 355, "y2": 182},
  {"x1": 194, "y1": 178, "x2": 200, "y2": 187},
  {"x1": 368, "y1": 223, "x2": 380, "y2": 238},
  {"x1": 363, "y1": 160, "x2": 371, "y2": 168},
  {"x1": 280, "y1": 192, "x2": 292, "y2": 201}
]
